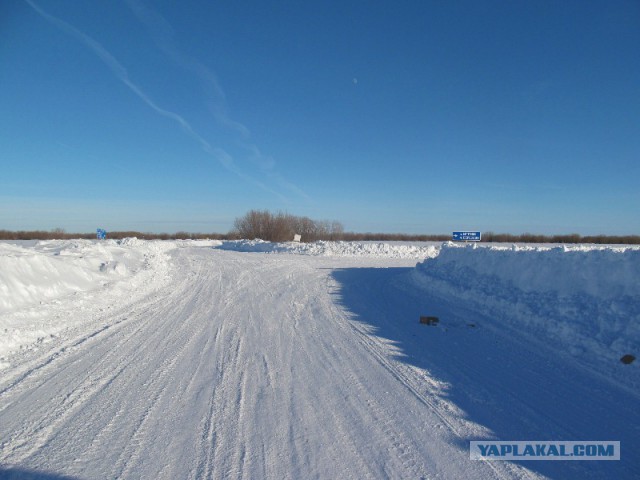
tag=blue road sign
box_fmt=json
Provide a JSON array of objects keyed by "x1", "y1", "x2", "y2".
[
  {"x1": 97, "y1": 228, "x2": 107, "y2": 240},
  {"x1": 452, "y1": 231, "x2": 481, "y2": 242}
]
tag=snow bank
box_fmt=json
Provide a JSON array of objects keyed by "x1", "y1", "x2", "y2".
[
  {"x1": 0, "y1": 239, "x2": 175, "y2": 364},
  {"x1": 1, "y1": 239, "x2": 138, "y2": 313},
  {"x1": 412, "y1": 243, "x2": 640, "y2": 363},
  {"x1": 174, "y1": 239, "x2": 224, "y2": 248},
  {"x1": 218, "y1": 239, "x2": 440, "y2": 259}
]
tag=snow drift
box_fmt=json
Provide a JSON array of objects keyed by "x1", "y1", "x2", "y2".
[
  {"x1": 412, "y1": 243, "x2": 640, "y2": 364},
  {"x1": 217, "y1": 239, "x2": 440, "y2": 259},
  {"x1": 0, "y1": 239, "x2": 174, "y2": 363},
  {"x1": 0, "y1": 239, "x2": 149, "y2": 314}
]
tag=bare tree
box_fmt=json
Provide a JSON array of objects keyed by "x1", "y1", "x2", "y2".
[{"x1": 231, "y1": 210, "x2": 345, "y2": 242}]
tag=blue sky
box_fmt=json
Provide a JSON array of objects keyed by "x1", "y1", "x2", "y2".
[{"x1": 1, "y1": 0, "x2": 638, "y2": 235}]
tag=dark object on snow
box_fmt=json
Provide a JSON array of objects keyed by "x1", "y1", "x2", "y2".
[
  {"x1": 620, "y1": 354, "x2": 636, "y2": 365},
  {"x1": 420, "y1": 316, "x2": 439, "y2": 326}
]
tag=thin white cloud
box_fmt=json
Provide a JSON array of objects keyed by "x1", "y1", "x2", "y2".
[
  {"x1": 24, "y1": 0, "x2": 284, "y2": 199},
  {"x1": 125, "y1": 0, "x2": 309, "y2": 200},
  {"x1": 125, "y1": 0, "x2": 249, "y2": 139}
]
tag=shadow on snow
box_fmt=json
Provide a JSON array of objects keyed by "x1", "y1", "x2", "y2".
[
  {"x1": 330, "y1": 266, "x2": 639, "y2": 480},
  {"x1": 0, "y1": 468, "x2": 82, "y2": 480}
]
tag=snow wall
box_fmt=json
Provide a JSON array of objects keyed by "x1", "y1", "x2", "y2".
[
  {"x1": 0, "y1": 238, "x2": 176, "y2": 362},
  {"x1": 0, "y1": 239, "x2": 159, "y2": 314},
  {"x1": 412, "y1": 243, "x2": 640, "y2": 362},
  {"x1": 218, "y1": 239, "x2": 440, "y2": 259}
]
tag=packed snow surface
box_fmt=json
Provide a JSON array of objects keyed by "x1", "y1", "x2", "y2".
[{"x1": 0, "y1": 239, "x2": 638, "y2": 479}]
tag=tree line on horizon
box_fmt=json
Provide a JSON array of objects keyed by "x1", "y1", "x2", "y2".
[{"x1": 1, "y1": 210, "x2": 639, "y2": 244}]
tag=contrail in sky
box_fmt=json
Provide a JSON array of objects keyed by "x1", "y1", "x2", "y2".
[
  {"x1": 24, "y1": 0, "x2": 286, "y2": 201},
  {"x1": 125, "y1": 0, "x2": 310, "y2": 200}
]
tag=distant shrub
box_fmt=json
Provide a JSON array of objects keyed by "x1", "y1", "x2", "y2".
[
  {"x1": 0, "y1": 229, "x2": 231, "y2": 241},
  {"x1": 338, "y1": 232, "x2": 449, "y2": 242},
  {"x1": 231, "y1": 210, "x2": 344, "y2": 242},
  {"x1": 0, "y1": 229, "x2": 94, "y2": 240},
  {"x1": 481, "y1": 231, "x2": 640, "y2": 245},
  {"x1": 1, "y1": 225, "x2": 637, "y2": 244}
]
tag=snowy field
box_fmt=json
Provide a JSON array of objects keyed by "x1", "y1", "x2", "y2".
[{"x1": 0, "y1": 239, "x2": 638, "y2": 479}]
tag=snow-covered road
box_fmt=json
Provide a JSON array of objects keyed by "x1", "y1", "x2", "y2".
[{"x1": 1, "y1": 243, "x2": 638, "y2": 479}]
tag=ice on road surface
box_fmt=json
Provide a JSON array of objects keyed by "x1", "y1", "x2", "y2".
[{"x1": 1, "y1": 240, "x2": 638, "y2": 479}]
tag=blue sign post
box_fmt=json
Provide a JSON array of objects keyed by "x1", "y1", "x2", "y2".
[
  {"x1": 97, "y1": 228, "x2": 107, "y2": 240},
  {"x1": 453, "y1": 231, "x2": 481, "y2": 242}
]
